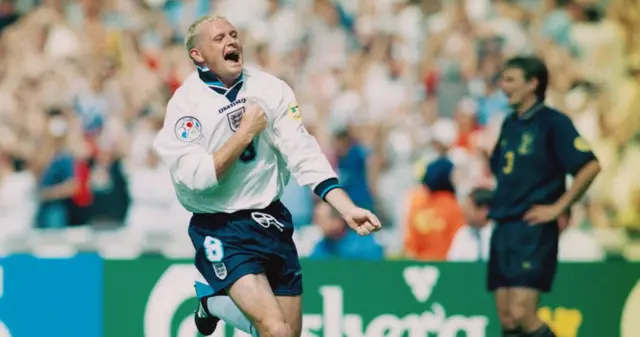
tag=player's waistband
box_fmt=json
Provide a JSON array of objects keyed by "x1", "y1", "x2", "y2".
[
  {"x1": 190, "y1": 200, "x2": 286, "y2": 228},
  {"x1": 492, "y1": 217, "x2": 559, "y2": 227},
  {"x1": 491, "y1": 215, "x2": 526, "y2": 224}
]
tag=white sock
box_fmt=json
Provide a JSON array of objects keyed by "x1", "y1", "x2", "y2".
[{"x1": 206, "y1": 296, "x2": 258, "y2": 337}]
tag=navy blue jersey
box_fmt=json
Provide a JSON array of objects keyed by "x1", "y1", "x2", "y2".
[{"x1": 488, "y1": 104, "x2": 597, "y2": 220}]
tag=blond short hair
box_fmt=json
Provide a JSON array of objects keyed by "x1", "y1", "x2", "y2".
[{"x1": 184, "y1": 15, "x2": 227, "y2": 52}]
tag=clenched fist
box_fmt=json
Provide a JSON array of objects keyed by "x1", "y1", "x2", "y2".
[{"x1": 239, "y1": 104, "x2": 267, "y2": 137}]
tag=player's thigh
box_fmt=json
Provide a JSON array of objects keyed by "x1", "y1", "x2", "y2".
[
  {"x1": 276, "y1": 295, "x2": 302, "y2": 337},
  {"x1": 494, "y1": 288, "x2": 511, "y2": 316},
  {"x1": 189, "y1": 223, "x2": 265, "y2": 297},
  {"x1": 508, "y1": 287, "x2": 540, "y2": 321},
  {"x1": 227, "y1": 273, "x2": 290, "y2": 336},
  {"x1": 487, "y1": 224, "x2": 509, "y2": 291},
  {"x1": 493, "y1": 287, "x2": 516, "y2": 327},
  {"x1": 507, "y1": 221, "x2": 559, "y2": 292}
]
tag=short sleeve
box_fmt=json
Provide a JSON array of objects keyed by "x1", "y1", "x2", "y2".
[
  {"x1": 489, "y1": 119, "x2": 509, "y2": 176},
  {"x1": 551, "y1": 114, "x2": 597, "y2": 175}
]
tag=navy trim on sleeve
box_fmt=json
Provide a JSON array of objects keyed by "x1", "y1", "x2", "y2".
[
  {"x1": 314, "y1": 178, "x2": 341, "y2": 200},
  {"x1": 569, "y1": 153, "x2": 598, "y2": 176}
]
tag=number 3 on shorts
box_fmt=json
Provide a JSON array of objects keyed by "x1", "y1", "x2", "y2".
[{"x1": 203, "y1": 236, "x2": 224, "y2": 262}]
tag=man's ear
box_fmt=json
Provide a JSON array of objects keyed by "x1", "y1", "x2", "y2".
[{"x1": 190, "y1": 48, "x2": 204, "y2": 64}]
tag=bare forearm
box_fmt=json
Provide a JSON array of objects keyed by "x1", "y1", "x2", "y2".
[
  {"x1": 324, "y1": 188, "x2": 357, "y2": 216},
  {"x1": 557, "y1": 160, "x2": 601, "y2": 211},
  {"x1": 213, "y1": 132, "x2": 254, "y2": 178},
  {"x1": 41, "y1": 179, "x2": 78, "y2": 201}
]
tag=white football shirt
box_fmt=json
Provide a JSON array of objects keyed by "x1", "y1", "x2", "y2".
[{"x1": 153, "y1": 66, "x2": 338, "y2": 213}]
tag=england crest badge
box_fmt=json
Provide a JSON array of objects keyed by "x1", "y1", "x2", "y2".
[
  {"x1": 226, "y1": 107, "x2": 245, "y2": 132},
  {"x1": 213, "y1": 262, "x2": 228, "y2": 280}
]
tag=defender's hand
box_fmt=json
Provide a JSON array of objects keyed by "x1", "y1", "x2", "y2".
[
  {"x1": 558, "y1": 211, "x2": 571, "y2": 233},
  {"x1": 239, "y1": 104, "x2": 267, "y2": 137},
  {"x1": 342, "y1": 207, "x2": 382, "y2": 236},
  {"x1": 524, "y1": 204, "x2": 563, "y2": 225}
]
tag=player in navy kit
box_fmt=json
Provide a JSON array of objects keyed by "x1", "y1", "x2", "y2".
[{"x1": 487, "y1": 56, "x2": 601, "y2": 337}]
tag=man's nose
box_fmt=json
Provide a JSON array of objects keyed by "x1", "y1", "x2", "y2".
[{"x1": 224, "y1": 36, "x2": 237, "y2": 45}]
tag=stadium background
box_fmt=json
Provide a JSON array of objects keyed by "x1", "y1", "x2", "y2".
[{"x1": 0, "y1": 0, "x2": 639, "y2": 336}]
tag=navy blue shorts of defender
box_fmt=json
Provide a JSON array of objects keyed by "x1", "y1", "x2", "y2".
[
  {"x1": 188, "y1": 201, "x2": 302, "y2": 296},
  {"x1": 487, "y1": 219, "x2": 559, "y2": 293}
]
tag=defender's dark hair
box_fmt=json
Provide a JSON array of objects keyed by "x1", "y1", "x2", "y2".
[
  {"x1": 504, "y1": 56, "x2": 549, "y2": 101},
  {"x1": 469, "y1": 187, "x2": 494, "y2": 208}
]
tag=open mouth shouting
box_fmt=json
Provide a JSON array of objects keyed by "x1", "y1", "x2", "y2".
[{"x1": 223, "y1": 49, "x2": 241, "y2": 67}]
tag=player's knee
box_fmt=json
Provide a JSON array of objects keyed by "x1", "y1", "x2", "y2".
[
  {"x1": 508, "y1": 303, "x2": 531, "y2": 326},
  {"x1": 290, "y1": 322, "x2": 302, "y2": 337},
  {"x1": 494, "y1": 300, "x2": 515, "y2": 328},
  {"x1": 259, "y1": 320, "x2": 293, "y2": 337},
  {"x1": 497, "y1": 312, "x2": 517, "y2": 329}
]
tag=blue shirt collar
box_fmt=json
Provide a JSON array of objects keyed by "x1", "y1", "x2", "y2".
[
  {"x1": 510, "y1": 101, "x2": 545, "y2": 121},
  {"x1": 196, "y1": 65, "x2": 244, "y2": 99}
]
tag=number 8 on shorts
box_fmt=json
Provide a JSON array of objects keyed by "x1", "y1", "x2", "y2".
[{"x1": 204, "y1": 236, "x2": 224, "y2": 262}]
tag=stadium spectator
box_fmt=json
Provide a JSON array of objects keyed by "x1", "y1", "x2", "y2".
[
  {"x1": 558, "y1": 207, "x2": 606, "y2": 261},
  {"x1": 35, "y1": 110, "x2": 77, "y2": 228},
  {"x1": 0, "y1": 149, "x2": 36, "y2": 237},
  {"x1": 333, "y1": 128, "x2": 375, "y2": 212},
  {"x1": 447, "y1": 187, "x2": 495, "y2": 262},
  {"x1": 309, "y1": 202, "x2": 384, "y2": 260},
  {"x1": 0, "y1": 0, "x2": 637, "y2": 260},
  {"x1": 280, "y1": 180, "x2": 315, "y2": 229},
  {"x1": 453, "y1": 97, "x2": 481, "y2": 151},
  {"x1": 404, "y1": 156, "x2": 465, "y2": 261},
  {"x1": 0, "y1": 0, "x2": 19, "y2": 33},
  {"x1": 124, "y1": 148, "x2": 187, "y2": 232}
]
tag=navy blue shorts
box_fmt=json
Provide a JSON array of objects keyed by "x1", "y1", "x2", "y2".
[
  {"x1": 487, "y1": 219, "x2": 559, "y2": 293},
  {"x1": 188, "y1": 201, "x2": 302, "y2": 297}
]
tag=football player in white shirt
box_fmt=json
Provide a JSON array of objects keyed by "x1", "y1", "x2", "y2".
[{"x1": 153, "y1": 15, "x2": 382, "y2": 337}]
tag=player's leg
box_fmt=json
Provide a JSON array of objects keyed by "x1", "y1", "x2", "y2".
[
  {"x1": 271, "y1": 225, "x2": 304, "y2": 336},
  {"x1": 507, "y1": 222, "x2": 559, "y2": 337},
  {"x1": 194, "y1": 296, "x2": 220, "y2": 335},
  {"x1": 488, "y1": 224, "x2": 521, "y2": 336},
  {"x1": 251, "y1": 201, "x2": 304, "y2": 336},
  {"x1": 194, "y1": 278, "x2": 257, "y2": 335},
  {"x1": 203, "y1": 295, "x2": 258, "y2": 336},
  {"x1": 193, "y1": 281, "x2": 221, "y2": 335},
  {"x1": 269, "y1": 266, "x2": 303, "y2": 337},
  {"x1": 494, "y1": 288, "x2": 520, "y2": 336},
  {"x1": 227, "y1": 273, "x2": 294, "y2": 337},
  {"x1": 221, "y1": 201, "x2": 302, "y2": 337},
  {"x1": 508, "y1": 288, "x2": 555, "y2": 336},
  {"x1": 275, "y1": 296, "x2": 303, "y2": 337},
  {"x1": 188, "y1": 218, "x2": 264, "y2": 337}
]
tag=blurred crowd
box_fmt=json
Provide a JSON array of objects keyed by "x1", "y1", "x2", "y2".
[{"x1": 0, "y1": 0, "x2": 639, "y2": 260}]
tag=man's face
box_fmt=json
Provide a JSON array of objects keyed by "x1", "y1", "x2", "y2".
[
  {"x1": 332, "y1": 134, "x2": 350, "y2": 157},
  {"x1": 500, "y1": 67, "x2": 536, "y2": 106},
  {"x1": 314, "y1": 203, "x2": 345, "y2": 239},
  {"x1": 463, "y1": 197, "x2": 486, "y2": 228},
  {"x1": 454, "y1": 109, "x2": 475, "y2": 131},
  {"x1": 190, "y1": 18, "x2": 243, "y2": 81}
]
